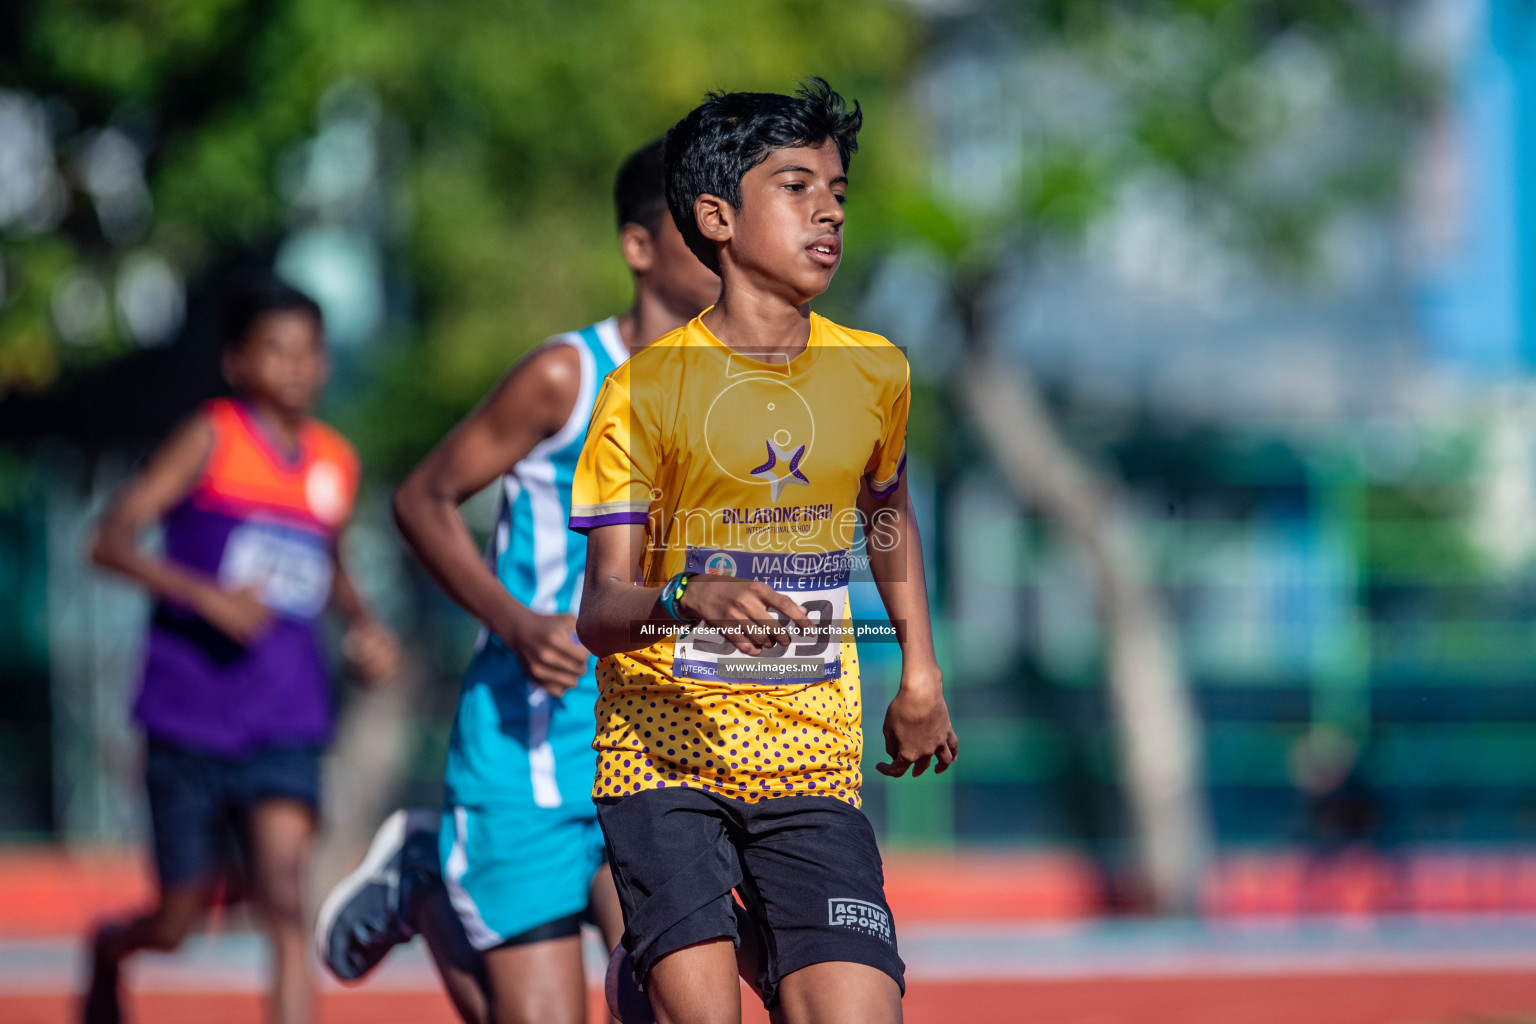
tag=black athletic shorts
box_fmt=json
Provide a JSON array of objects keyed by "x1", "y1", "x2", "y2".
[
  {"x1": 596, "y1": 787, "x2": 904, "y2": 1008},
  {"x1": 145, "y1": 739, "x2": 322, "y2": 888}
]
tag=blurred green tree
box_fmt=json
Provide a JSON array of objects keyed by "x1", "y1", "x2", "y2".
[
  {"x1": 0, "y1": 0, "x2": 919, "y2": 858},
  {"x1": 0, "y1": 0, "x2": 1435, "y2": 905},
  {"x1": 0, "y1": 0, "x2": 915, "y2": 469},
  {"x1": 881, "y1": 0, "x2": 1432, "y2": 911}
]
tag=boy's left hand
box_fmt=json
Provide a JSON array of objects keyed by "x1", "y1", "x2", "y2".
[
  {"x1": 877, "y1": 669, "x2": 959, "y2": 778},
  {"x1": 344, "y1": 619, "x2": 402, "y2": 686}
]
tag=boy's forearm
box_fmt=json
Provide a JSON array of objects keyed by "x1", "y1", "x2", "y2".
[
  {"x1": 392, "y1": 478, "x2": 528, "y2": 639},
  {"x1": 577, "y1": 576, "x2": 670, "y2": 658},
  {"x1": 329, "y1": 558, "x2": 375, "y2": 626},
  {"x1": 91, "y1": 523, "x2": 218, "y2": 610},
  {"x1": 86, "y1": 416, "x2": 216, "y2": 610},
  {"x1": 865, "y1": 496, "x2": 942, "y2": 686},
  {"x1": 577, "y1": 523, "x2": 673, "y2": 657}
]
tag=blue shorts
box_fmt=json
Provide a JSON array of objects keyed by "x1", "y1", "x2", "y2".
[
  {"x1": 144, "y1": 739, "x2": 321, "y2": 889},
  {"x1": 440, "y1": 802, "x2": 607, "y2": 950}
]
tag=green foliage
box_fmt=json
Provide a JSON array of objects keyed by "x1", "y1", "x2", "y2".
[
  {"x1": 912, "y1": 0, "x2": 1431, "y2": 274},
  {"x1": 0, "y1": 0, "x2": 916, "y2": 470},
  {"x1": 1363, "y1": 483, "x2": 1484, "y2": 585},
  {"x1": 0, "y1": 0, "x2": 1430, "y2": 469}
]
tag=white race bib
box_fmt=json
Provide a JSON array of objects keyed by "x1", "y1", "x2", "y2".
[
  {"x1": 219, "y1": 522, "x2": 333, "y2": 619},
  {"x1": 672, "y1": 547, "x2": 850, "y2": 685}
]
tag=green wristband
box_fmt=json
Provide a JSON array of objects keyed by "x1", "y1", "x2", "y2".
[{"x1": 659, "y1": 572, "x2": 697, "y2": 622}]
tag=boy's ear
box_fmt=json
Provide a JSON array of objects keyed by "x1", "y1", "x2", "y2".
[
  {"x1": 620, "y1": 222, "x2": 656, "y2": 275},
  {"x1": 694, "y1": 193, "x2": 732, "y2": 246}
]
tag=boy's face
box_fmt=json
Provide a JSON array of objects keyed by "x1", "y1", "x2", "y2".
[
  {"x1": 224, "y1": 310, "x2": 328, "y2": 416},
  {"x1": 719, "y1": 138, "x2": 846, "y2": 303}
]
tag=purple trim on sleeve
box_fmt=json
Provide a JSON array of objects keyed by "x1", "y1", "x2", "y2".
[
  {"x1": 569, "y1": 511, "x2": 650, "y2": 534},
  {"x1": 869, "y1": 452, "x2": 907, "y2": 500}
]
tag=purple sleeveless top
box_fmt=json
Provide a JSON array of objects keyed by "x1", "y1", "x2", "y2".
[{"x1": 132, "y1": 399, "x2": 359, "y2": 756}]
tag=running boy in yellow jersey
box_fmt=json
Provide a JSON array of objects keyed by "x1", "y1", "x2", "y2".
[{"x1": 571, "y1": 79, "x2": 958, "y2": 1024}]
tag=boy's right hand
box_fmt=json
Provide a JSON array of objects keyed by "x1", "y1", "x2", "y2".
[
  {"x1": 676, "y1": 575, "x2": 811, "y2": 654},
  {"x1": 195, "y1": 585, "x2": 270, "y2": 645},
  {"x1": 501, "y1": 611, "x2": 588, "y2": 696}
]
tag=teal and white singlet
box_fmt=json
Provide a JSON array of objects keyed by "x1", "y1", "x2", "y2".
[{"x1": 439, "y1": 318, "x2": 627, "y2": 948}]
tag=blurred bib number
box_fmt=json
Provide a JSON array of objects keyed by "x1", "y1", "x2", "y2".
[
  {"x1": 219, "y1": 522, "x2": 333, "y2": 619},
  {"x1": 673, "y1": 546, "x2": 849, "y2": 685}
]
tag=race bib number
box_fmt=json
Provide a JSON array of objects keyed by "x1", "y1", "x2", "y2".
[
  {"x1": 672, "y1": 546, "x2": 849, "y2": 685},
  {"x1": 219, "y1": 522, "x2": 333, "y2": 619}
]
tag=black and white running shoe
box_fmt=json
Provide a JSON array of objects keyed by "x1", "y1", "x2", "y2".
[{"x1": 313, "y1": 808, "x2": 440, "y2": 982}]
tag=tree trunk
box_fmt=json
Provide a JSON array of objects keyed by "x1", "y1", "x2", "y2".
[{"x1": 957, "y1": 353, "x2": 1211, "y2": 913}]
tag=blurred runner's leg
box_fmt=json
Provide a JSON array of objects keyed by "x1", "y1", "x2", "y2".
[{"x1": 248, "y1": 797, "x2": 318, "y2": 1024}]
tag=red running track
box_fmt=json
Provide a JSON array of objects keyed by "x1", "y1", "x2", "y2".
[{"x1": 7, "y1": 973, "x2": 1536, "y2": 1024}]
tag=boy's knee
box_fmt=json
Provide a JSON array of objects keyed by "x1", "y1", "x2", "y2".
[
  {"x1": 489, "y1": 990, "x2": 582, "y2": 1024},
  {"x1": 645, "y1": 977, "x2": 743, "y2": 1024},
  {"x1": 259, "y1": 890, "x2": 306, "y2": 928},
  {"x1": 141, "y1": 913, "x2": 194, "y2": 952},
  {"x1": 648, "y1": 1008, "x2": 738, "y2": 1024},
  {"x1": 254, "y1": 871, "x2": 307, "y2": 927}
]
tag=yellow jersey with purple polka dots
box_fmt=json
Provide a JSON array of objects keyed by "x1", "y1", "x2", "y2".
[{"x1": 569, "y1": 312, "x2": 909, "y2": 804}]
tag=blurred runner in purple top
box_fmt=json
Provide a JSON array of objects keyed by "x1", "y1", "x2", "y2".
[
  {"x1": 80, "y1": 277, "x2": 401, "y2": 1024},
  {"x1": 132, "y1": 391, "x2": 354, "y2": 754}
]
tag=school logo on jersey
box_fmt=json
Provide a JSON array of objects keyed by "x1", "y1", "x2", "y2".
[
  {"x1": 751, "y1": 438, "x2": 810, "y2": 502},
  {"x1": 304, "y1": 460, "x2": 348, "y2": 525},
  {"x1": 703, "y1": 551, "x2": 737, "y2": 576},
  {"x1": 702, "y1": 375, "x2": 814, "y2": 499},
  {"x1": 828, "y1": 898, "x2": 893, "y2": 945}
]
